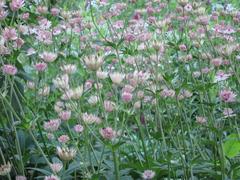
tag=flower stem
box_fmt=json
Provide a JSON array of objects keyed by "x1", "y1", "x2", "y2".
[{"x1": 112, "y1": 149, "x2": 120, "y2": 180}]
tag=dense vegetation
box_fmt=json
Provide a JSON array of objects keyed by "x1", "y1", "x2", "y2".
[{"x1": 0, "y1": 0, "x2": 240, "y2": 179}]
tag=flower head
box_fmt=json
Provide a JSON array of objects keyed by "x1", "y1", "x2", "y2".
[
  {"x1": 15, "y1": 175, "x2": 27, "y2": 180},
  {"x1": 74, "y1": 124, "x2": 84, "y2": 133},
  {"x1": 142, "y1": 170, "x2": 155, "y2": 180},
  {"x1": 39, "y1": 52, "x2": 57, "y2": 63},
  {"x1": 2, "y1": 64, "x2": 17, "y2": 75},
  {"x1": 56, "y1": 147, "x2": 76, "y2": 161},
  {"x1": 35, "y1": 62, "x2": 47, "y2": 72},
  {"x1": 219, "y1": 89, "x2": 236, "y2": 102},
  {"x1": 110, "y1": 72, "x2": 125, "y2": 84},
  {"x1": 44, "y1": 119, "x2": 61, "y2": 132},
  {"x1": 44, "y1": 175, "x2": 60, "y2": 180},
  {"x1": 100, "y1": 127, "x2": 117, "y2": 140},
  {"x1": 84, "y1": 55, "x2": 103, "y2": 71},
  {"x1": 0, "y1": 162, "x2": 11, "y2": 176},
  {"x1": 10, "y1": 0, "x2": 24, "y2": 11},
  {"x1": 58, "y1": 135, "x2": 70, "y2": 143},
  {"x1": 50, "y1": 163, "x2": 63, "y2": 173}
]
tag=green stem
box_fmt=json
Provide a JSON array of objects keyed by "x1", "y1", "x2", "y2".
[
  {"x1": 112, "y1": 149, "x2": 120, "y2": 180},
  {"x1": 135, "y1": 116, "x2": 150, "y2": 167}
]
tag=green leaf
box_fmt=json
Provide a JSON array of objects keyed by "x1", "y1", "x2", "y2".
[{"x1": 223, "y1": 134, "x2": 240, "y2": 158}]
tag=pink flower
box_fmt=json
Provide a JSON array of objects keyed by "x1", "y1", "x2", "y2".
[
  {"x1": 215, "y1": 71, "x2": 231, "y2": 82},
  {"x1": 10, "y1": 0, "x2": 24, "y2": 11},
  {"x1": 59, "y1": 111, "x2": 71, "y2": 121},
  {"x1": 124, "y1": 33, "x2": 136, "y2": 42},
  {"x1": 142, "y1": 170, "x2": 155, "y2": 180},
  {"x1": 35, "y1": 62, "x2": 47, "y2": 72},
  {"x1": 0, "y1": 9, "x2": 8, "y2": 20},
  {"x1": 13, "y1": 38, "x2": 24, "y2": 48},
  {"x1": 104, "y1": 100, "x2": 115, "y2": 112},
  {"x1": 211, "y1": 58, "x2": 222, "y2": 67},
  {"x1": 74, "y1": 124, "x2": 84, "y2": 133},
  {"x1": 37, "y1": 6, "x2": 48, "y2": 14},
  {"x1": 219, "y1": 90, "x2": 236, "y2": 102},
  {"x1": 2, "y1": 64, "x2": 17, "y2": 75},
  {"x1": 36, "y1": 30, "x2": 53, "y2": 44},
  {"x1": 184, "y1": 4, "x2": 192, "y2": 12},
  {"x1": 16, "y1": 176, "x2": 27, "y2": 180},
  {"x1": 51, "y1": 8, "x2": 60, "y2": 16},
  {"x1": 21, "y1": 13, "x2": 29, "y2": 20},
  {"x1": 121, "y1": 91, "x2": 133, "y2": 103},
  {"x1": 179, "y1": 44, "x2": 187, "y2": 51},
  {"x1": 84, "y1": 80, "x2": 93, "y2": 90},
  {"x1": 160, "y1": 88, "x2": 175, "y2": 98},
  {"x1": 50, "y1": 163, "x2": 63, "y2": 173},
  {"x1": 44, "y1": 175, "x2": 60, "y2": 180},
  {"x1": 39, "y1": 52, "x2": 57, "y2": 62},
  {"x1": 2, "y1": 27, "x2": 17, "y2": 41},
  {"x1": 58, "y1": 135, "x2": 70, "y2": 143},
  {"x1": 223, "y1": 108, "x2": 236, "y2": 117},
  {"x1": 100, "y1": 127, "x2": 116, "y2": 140},
  {"x1": 44, "y1": 119, "x2": 61, "y2": 132},
  {"x1": 82, "y1": 113, "x2": 101, "y2": 124}
]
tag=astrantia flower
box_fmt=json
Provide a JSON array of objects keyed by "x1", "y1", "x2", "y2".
[
  {"x1": 104, "y1": 100, "x2": 115, "y2": 112},
  {"x1": 56, "y1": 147, "x2": 76, "y2": 161},
  {"x1": 2, "y1": 27, "x2": 17, "y2": 41},
  {"x1": 121, "y1": 91, "x2": 133, "y2": 103},
  {"x1": 58, "y1": 110, "x2": 71, "y2": 121},
  {"x1": 39, "y1": 52, "x2": 57, "y2": 62},
  {"x1": 110, "y1": 72, "x2": 125, "y2": 84},
  {"x1": 44, "y1": 119, "x2": 61, "y2": 132},
  {"x1": 35, "y1": 62, "x2": 47, "y2": 72},
  {"x1": 60, "y1": 64, "x2": 77, "y2": 74},
  {"x1": 100, "y1": 127, "x2": 117, "y2": 140},
  {"x1": 74, "y1": 124, "x2": 84, "y2": 133},
  {"x1": 211, "y1": 57, "x2": 222, "y2": 67},
  {"x1": 84, "y1": 80, "x2": 93, "y2": 91},
  {"x1": 96, "y1": 70, "x2": 108, "y2": 79},
  {"x1": 84, "y1": 55, "x2": 103, "y2": 71},
  {"x1": 38, "y1": 18, "x2": 52, "y2": 30},
  {"x1": 10, "y1": 0, "x2": 24, "y2": 11},
  {"x1": 160, "y1": 88, "x2": 175, "y2": 98},
  {"x1": 36, "y1": 30, "x2": 53, "y2": 44},
  {"x1": 38, "y1": 86, "x2": 50, "y2": 96},
  {"x1": 223, "y1": 108, "x2": 236, "y2": 117},
  {"x1": 214, "y1": 71, "x2": 231, "y2": 82},
  {"x1": 0, "y1": 162, "x2": 11, "y2": 176},
  {"x1": 58, "y1": 135, "x2": 70, "y2": 143},
  {"x1": 50, "y1": 163, "x2": 63, "y2": 173},
  {"x1": 82, "y1": 113, "x2": 101, "y2": 124},
  {"x1": 219, "y1": 89, "x2": 236, "y2": 102},
  {"x1": 142, "y1": 170, "x2": 155, "y2": 179},
  {"x1": 2, "y1": 64, "x2": 17, "y2": 75},
  {"x1": 0, "y1": 8, "x2": 8, "y2": 20},
  {"x1": 87, "y1": 95, "x2": 99, "y2": 105},
  {"x1": 26, "y1": 48, "x2": 36, "y2": 56},
  {"x1": 26, "y1": 81, "x2": 35, "y2": 89},
  {"x1": 53, "y1": 74, "x2": 69, "y2": 90},
  {"x1": 15, "y1": 175, "x2": 27, "y2": 180},
  {"x1": 51, "y1": 7, "x2": 60, "y2": 16},
  {"x1": 44, "y1": 175, "x2": 60, "y2": 180},
  {"x1": 54, "y1": 101, "x2": 64, "y2": 113},
  {"x1": 61, "y1": 86, "x2": 83, "y2": 100}
]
